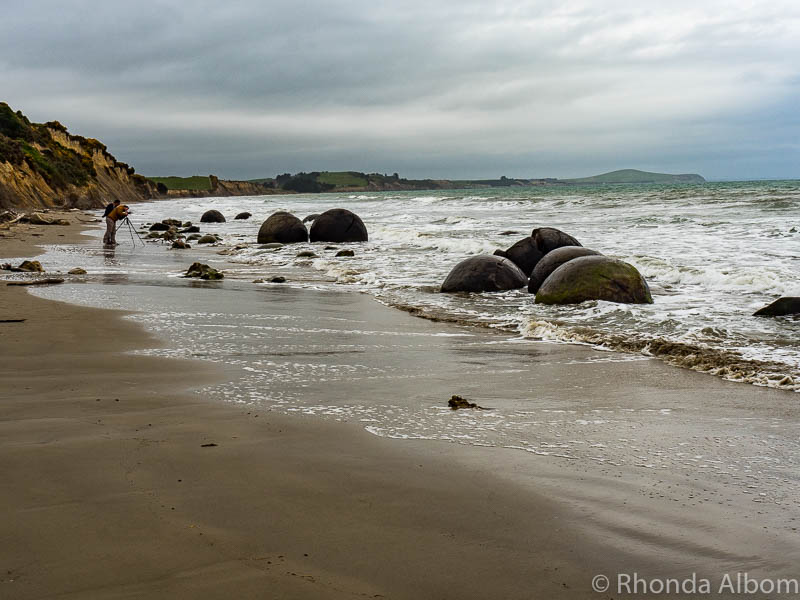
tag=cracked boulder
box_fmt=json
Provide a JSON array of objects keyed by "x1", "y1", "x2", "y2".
[{"x1": 309, "y1": 208, "x2": 368, "y2": 243}]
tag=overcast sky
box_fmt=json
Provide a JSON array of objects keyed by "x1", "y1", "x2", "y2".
[{"x1": 2, "y1": 0, "x2": 798, "y2": 180}]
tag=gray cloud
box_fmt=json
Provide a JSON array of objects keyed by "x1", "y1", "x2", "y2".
[{"x1": 2, "y1": 0, "x2": 798, "y2": 180}]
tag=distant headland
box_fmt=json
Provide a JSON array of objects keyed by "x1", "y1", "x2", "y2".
[
  {"x1": 0, "y1": 101, "x2": 705, "y2": 210},
  {"x1": 149, "y1": 169, "x2": 705, "y2": 195}
]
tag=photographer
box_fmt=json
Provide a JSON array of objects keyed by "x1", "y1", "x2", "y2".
[{"x1": 103, "y1": 202, "x2": 130, "y2": 247}]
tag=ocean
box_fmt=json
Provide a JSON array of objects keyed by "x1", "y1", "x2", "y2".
[{"x1": 59, "y1": 180, "x2": 798, "y2": 391}]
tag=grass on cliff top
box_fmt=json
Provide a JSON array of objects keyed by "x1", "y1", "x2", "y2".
[
  {"x1": 147, "y1": 176, "x2": 212, "y2": 191},
  {"x1": 316, "y1": 171, "x2": 369, "y2": 188}
]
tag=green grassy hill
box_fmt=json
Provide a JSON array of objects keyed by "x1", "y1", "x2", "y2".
[
  {"x1": 146, "y1": 175, "x2": 212, "y2": 191},
  {"x1": 563, "y1": 169, "x2": 705, "y2": 184},
  {"x1": 317, "y1": 171, "x2": 369, "y2": 188}
]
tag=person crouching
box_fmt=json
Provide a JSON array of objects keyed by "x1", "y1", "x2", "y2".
[{"x1": 104, "y1": 202, "x2": 130, "y2": 246}]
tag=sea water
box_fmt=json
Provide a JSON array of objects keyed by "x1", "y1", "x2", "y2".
[{"x1": 52, "y1": 180, "x2": 799, "y2": 389}]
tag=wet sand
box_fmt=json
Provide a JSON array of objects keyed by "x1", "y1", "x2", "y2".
[{"x1": 2, "y1": 214, "x2": 799, "y2": 599}]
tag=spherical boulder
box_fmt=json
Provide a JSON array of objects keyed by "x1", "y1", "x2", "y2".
[
  {"x1": 309, "y1": 209, "x2": 368, "y2": 243},
  {"x1": 441, "y1": 255, "x2": 528, "y2": 293},
  {"x1": 532, "y1": 227, "x2": 581, "y2": 254},
  {"x1": 495, "y1": 237, "x2": 544, "y2": 276},
  {"x1": 753, "y1": 297, "x2": 800, "y2": 317},
  {"x1": 528, "y1": 247, "x2": 602, "y2": 293},
  {"x1": 200, "y1": 209, "x2": 226, "y2": 223},
  {"x1": 257, "y1": 211, "x2": 308, "y2": 244},
  {"x1": 535, "y1": 256, "x2": 653, "y2": 305}
]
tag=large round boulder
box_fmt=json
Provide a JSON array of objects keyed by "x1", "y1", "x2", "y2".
[
  {"x1": 532, "y1": 227, "x2": 581, "y2": 254},
  {"x1": 441, "y1": 255, "x2": 528, "y2": 293},
  {"x1": 528, "y1": 247, "x2": 602, "y2": 293},
  {"x1": 535, "y1": 256, "x2": 653, "y2": 305},
  {"x1": 494, "y1": 237, "x2": 544, "y2": 276},
  {"x1": 200, "y1": 209, "x2": 226, "y2": 223},
  {"x1": 309, "y1": 209, "x2": 368, "y2": 243},
  {"x1": 257, "y1": 211, "x2": 308, "y2": 244},
  {"x1": 753, "y1": 297, "x2": 800, "y2": 317}
]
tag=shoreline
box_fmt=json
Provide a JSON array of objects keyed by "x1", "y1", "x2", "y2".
[
  {"x1": 3, "y1": 212, "x2": 800, "y2": 598},
  {"x1": 0, "y1": 213, "x2": 611, "y2": 598}
]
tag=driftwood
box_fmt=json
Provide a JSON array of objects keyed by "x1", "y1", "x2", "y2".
[{"x1": 6, "y1": 278, "x2": 65, "y2": 287}]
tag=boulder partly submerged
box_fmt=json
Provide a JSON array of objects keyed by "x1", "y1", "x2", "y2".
[
  {"x1": 535, "y1": 255, "x2": 653, "y2": 305},
  {"x1": 528, "y1": 246, "x2": 602, "y2": 293},
  {"x1": 200, "y1": 209, "x2": 226, "y2": 223},
  {"x1": 441, "y1": 255, "x2": 527, "y2": 293},
  {"x1": 532, "y1": 227, "x2": 581, "y2": 254},
  {"x1": 494, "y1": 237, "x2": 543, "y2": 276},
  {"x1": 257, "y1": 211, "x2": 308, "y2": 244},
  {"x1": 753, "y1": 297, "x2": 800, "y2": 317},
  {"x1": 309, "y1": 208, "x2": 368, "y2": 243}
]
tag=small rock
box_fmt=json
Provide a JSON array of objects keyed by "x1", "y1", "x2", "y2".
[
  {"x1": 296, "y1": 250, "x2": 317, "y2": 258},
  {"x1": 499, "y1": 230, "x2": 520, "y2": 236},
  {"x1": 335, "y1": 249, "x2": 355, "y2": 257},
  {"x1": 12, "y1": 260, "x2": 43, "y2": 272},
  {"x1": 260, "y1": 243, "x2": 284, "y2": 249},
  {"x1": 184, "y1": 262, "x2": 224, "y2": 280},
  {"x1": 180, "y1": 225, "x2": 200, "y2": 233},
  {"x1": 448, "y1": 395, "x2": 487, "y2": 410},
  {"x1": 1, "y1": 263, "x2": 12, "y2": 270},
  {"x1": 197, "y1": 235, "x2": 218, "y2": 245},
  {"x1": 146, "y1": 232, "x2": 163, "y2": 239},
  {"x1": 324, "y1": 246, "x2": 338, "y2": 250},
  {"x1": 171, "y1": 240, "x2": 191, "y2": 249},
  {"x1": 28, "y1": 212, "x2": 55, "y2": 225},
  {"x1": 271, "y1": 276, "x2": 286, "y2": 283},
  {"x1": 252, "y1": 279, "x2": 265, "y2": 283},
  {"x1": 182, "y1": 221, "x2": 192, "y2": 228},
  {"x1": 235, "y1": 212, "x2": 252, "y2": 220},
  {"x1": 149, "y1": 222, "x2": 170, "y2": 231},
  {"x1": 68, "y1": 267, "x2": 87, "y2": 275},
  {"x1": 162, "y1": 218, "x2": 182, "y2": 227},
  {"x1": 187, "y1": 234, "x2": 202, "y2": 241}
]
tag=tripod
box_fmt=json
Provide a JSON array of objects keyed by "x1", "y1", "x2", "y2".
[{"x1": 114, "y1": 216, "x2": 146, "y2": 248}]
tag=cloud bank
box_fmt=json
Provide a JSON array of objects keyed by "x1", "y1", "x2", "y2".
[{"x1": 2, "y1": 0, "x2": 798, "y2": 180}]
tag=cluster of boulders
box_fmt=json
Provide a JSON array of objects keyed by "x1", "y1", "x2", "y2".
[
  {"x1": 256, "y1": 208, "x2": 368, "y2": 244},
  {"x1": 441, "y1": 227, "x2": 653, "y2": 305}
]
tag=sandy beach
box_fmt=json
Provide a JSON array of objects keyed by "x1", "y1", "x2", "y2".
[{"x1": 2, "y1": 212, "x2": 799, "y2": 599}]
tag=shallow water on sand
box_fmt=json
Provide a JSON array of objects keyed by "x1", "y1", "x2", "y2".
[{"x1": 19, "y1": 233, "x2": 800, "y2": 527}]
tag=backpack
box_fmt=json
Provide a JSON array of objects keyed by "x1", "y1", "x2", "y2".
[{"x1": 103, "y1": 202, "x2": 115, "y2": 218}]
